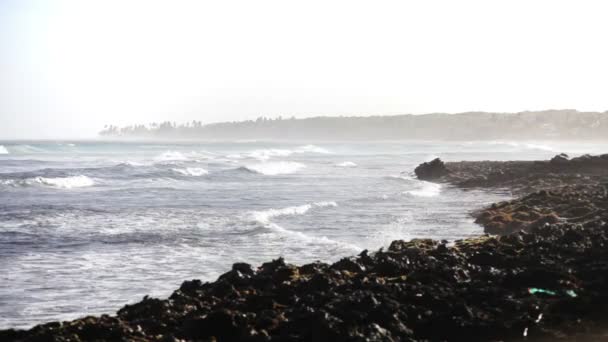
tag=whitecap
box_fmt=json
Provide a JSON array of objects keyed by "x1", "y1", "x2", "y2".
[
  {"x1": 405, "y1": 181, "x2": 441, "y2": 197},
  {"x1": 117, "y1": 160, "x2": 146, "y2": 167},
  {"x1": 0, "y1": 145, "x2": 8, "y2": 154},
  {"x1": 154, "y1": 151, "x2": 188, "y2": 162},
  {"x1": 7, "y1": 144, "x2": 44, "y2": 153},
  {"x1": 249, "y1": 201, "x2": 360, "y2": 252},
  {"x1": 251, "y1": 201, "x2": 337, "y2": 224},
  {"x1": 244, "y1": 161, "x2": 305, "y2": 175},
  {"x1": 248, "y1": 149, "x2": 293, "y2": 161},
  {"x1": 2, "y1": 175, "x2": 96, "y2": 189},
  {"x1": 336, "y1": 161, "x2": 357, "y2": 167},
  {"x1": 171, "y1": 167, "x2": 209, "y2": 176},
  {"x1": 386, "y1": 174, "x2": 413, "y2": 181},
  {"x1": 247, "y1": 145, "x2": 330, "y2": 161},
  {"x1": 296, "y1": 144, "x2": 330, "y2": 154}
]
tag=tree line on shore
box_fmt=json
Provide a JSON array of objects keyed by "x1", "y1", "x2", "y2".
[{"x1": 99, "y1": 110, "x2": 608, "y2": 140}]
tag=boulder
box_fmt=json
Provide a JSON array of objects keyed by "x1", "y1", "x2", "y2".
[{"x1": 414, "y1": 158, "x2": 449, "y2": 180}]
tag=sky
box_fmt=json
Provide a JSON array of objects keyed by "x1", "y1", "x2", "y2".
[{"x1": 1, "y1": 0, "x2": 608, "y2": 139}]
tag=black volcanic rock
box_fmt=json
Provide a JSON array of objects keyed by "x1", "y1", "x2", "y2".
[
  {"x1": 414, "y1": 154, "x2": 608, "y2": 236},
  {"x1": 414, "y1": 158, "x2": 449, "y2": 180}
]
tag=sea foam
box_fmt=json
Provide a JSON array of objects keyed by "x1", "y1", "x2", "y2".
[
  {"x1": 171, "y1": 167, "x2": 209, "y2": 176},
  {"x1": 405, "y1": 181, "x2": 441, "y2": 197},
  {"x1": 249, "y1": 201, "x2": 359, "y2": 251},
  {"x1": 247, "y1": 145, "x2": 330, "y2": 161},
  {"x1": 2, "y1": 175, "x2": 95, "y2": 189},
  {"x1": 155, "y1": 151, "x2": 188, "y2": 162},
  {"x1": 251, "y1": 201, "x2": 338, "y2": 224},
  {"x1": 244, "y1": 161, "x2": 305, "y2": 175}
]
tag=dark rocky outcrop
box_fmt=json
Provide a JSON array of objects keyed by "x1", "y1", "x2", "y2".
[
  {"x1": 415, "y1": 154, "x2": 608, "y2": 236},
  {"x1": 413, "y1": 158, "x2": 449, "y2": 180}
]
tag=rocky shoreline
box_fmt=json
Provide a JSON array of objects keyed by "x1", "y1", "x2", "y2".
[{"x1": 3, "y1": 154, "x2": 608, "y2": 341}]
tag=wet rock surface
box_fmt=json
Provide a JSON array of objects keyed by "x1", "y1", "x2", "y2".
[
  {"x1": 4, "y1": 154, "x2": 608, "y2": 341},
  {"x1": 433, "y1": 153, "x2": 608, "y2": 194},
  {"x1": 423, "y1": 154, "x2": 608, "y2": 235}
]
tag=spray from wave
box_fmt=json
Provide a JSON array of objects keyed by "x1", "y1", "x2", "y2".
[
  {"x1": 243, "y1": 161, "x2": 305, "y2": 175},
  {"x1": 0, "y1": 145, "x2": 8, "y2": 154},
  {"x1": 405, "y1": 181, "x2": 441, "y2": 197}
]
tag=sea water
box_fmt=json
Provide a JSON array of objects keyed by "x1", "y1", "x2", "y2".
[{"x1": 0, "y1": 140, "x2": 603, "y2": 328}]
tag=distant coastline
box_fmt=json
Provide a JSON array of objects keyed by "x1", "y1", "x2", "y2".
[{"x1": 99, "y1": 109, "x2": 608, "y2": 141}]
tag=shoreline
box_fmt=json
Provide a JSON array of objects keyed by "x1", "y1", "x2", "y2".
[{"x1": 3, "y1": 154, "x2": 608, "y2": 341}]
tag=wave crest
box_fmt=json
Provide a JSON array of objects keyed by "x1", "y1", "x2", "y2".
[
  {"x1": 2, "y1": 175, "x2": 95, "y2": 189},
  {"x1": 336, "y1": 161, "x2": 357, "y2": 167},
  {"x1": 171, "y1": 167, "x2": 208, "y2": 176},
  {"x1": 243, "y1": 161, "x2": 305, "y2": 175},
  {"x1": 251, "y1": 201, "x2": 337, "y2": 224},
  {"x1": 405, "y1": 181, "x2": 441, "y2": 197},
  {"x1": 247, "y1": 145, "x2": 330, "y2": 161},
  {"x1": 155, "y1": 151, "x2": 188, "y2": 162},
  {"x1": 249, "y1": 201, "x2": 359, "y2": 252},
  {"x1": 0, "y1": 145, "x2": 8, "y2": 154}
]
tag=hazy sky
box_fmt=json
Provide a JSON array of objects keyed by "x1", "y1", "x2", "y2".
[{"x1": 1, "y1": 0, "x2": 608, "y2": 139}]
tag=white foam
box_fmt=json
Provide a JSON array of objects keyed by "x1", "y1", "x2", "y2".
[
  {"x1": 387, "y1": 174, "x2": 412, "y2": 181},
  {"x1": 405, "y1": 181, "x2": 441, "y2": 197},
  {"x1": 247, "y1": 145, "x2": 330, "y2": 161},
  {"x1": 249, "y1": 201, "x2": 359, "y2": 251},
  {"x1": 171, "y1": 167, "x2": 209, "y2": 176},
  {"x1": 155, "y1": 151, "x2": 188, "y2": 162},
  {"x1": 118, "y1": 160, "x2": 146, "y2": 167},
  {"x1": 244, "y1": 161, "x2": 305, "y2": 175},
  {"x1": 248, "y1": 149, "x2": 293, "y2": 161},
  {"x1": 336, "y1": 161, "x2": 357, "y2": 167},
  {"x1": 0, "y1": 145, "x2": 8, "y2": 154},
  {"x1": 3, "y1": 175, "x2": 96, "y2": 189},
  {"x1": 296, "y1": 144, "x2": 330, "y2": 154},
  {"x1": 251, "y1": 201, "x2": 337, "y2": 224}
]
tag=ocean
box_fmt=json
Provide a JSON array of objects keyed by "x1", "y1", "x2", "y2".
[{"x1": 1, "y1": 140, "x2": 604, "y2": 329}]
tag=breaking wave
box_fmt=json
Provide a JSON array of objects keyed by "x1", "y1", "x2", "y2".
[
  {"x1": 154, "y1": 151, "x2": 215, "y2": 163},
  {"x1": 246, "y1": 144, "x2": 330, "y2": 161},
  {"x1": 336, "y1": 161, "x2": 357, "y2": 167},
  {"x1": 171, "y1": 167, "x2": 209, "y2": 176},
  {"x1": 154, "y1": 151, "x2": 188, "y2": 162},
  {"x1": 405, "y1": 181, "x2": 441, "y2": 197},
  {"x1": 1, "y1": 175, "x2": 95, "y2": 189},
  {"x1": 243, "y1": 161, "x2": 306, "y2": 175},
  {"x1": 251, "y1": 201, "x2": 338, "y2": 224},
  {"x1": 0, "y1": 145, "x2": 8, "y2": 154},
  {"x1": 249, "y1": 201, "x2": 360, "y2": 252},
  {"x1": 4, "y1": 145, "x2": 45, "y2": 153}
]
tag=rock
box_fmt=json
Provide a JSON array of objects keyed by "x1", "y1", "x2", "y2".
[
  {"x1": 414, "y1": 158, "x2": 449, "y2": 180},
  {"x1": 550, "y1": 153, "x2": 570, "y2": 164}
]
